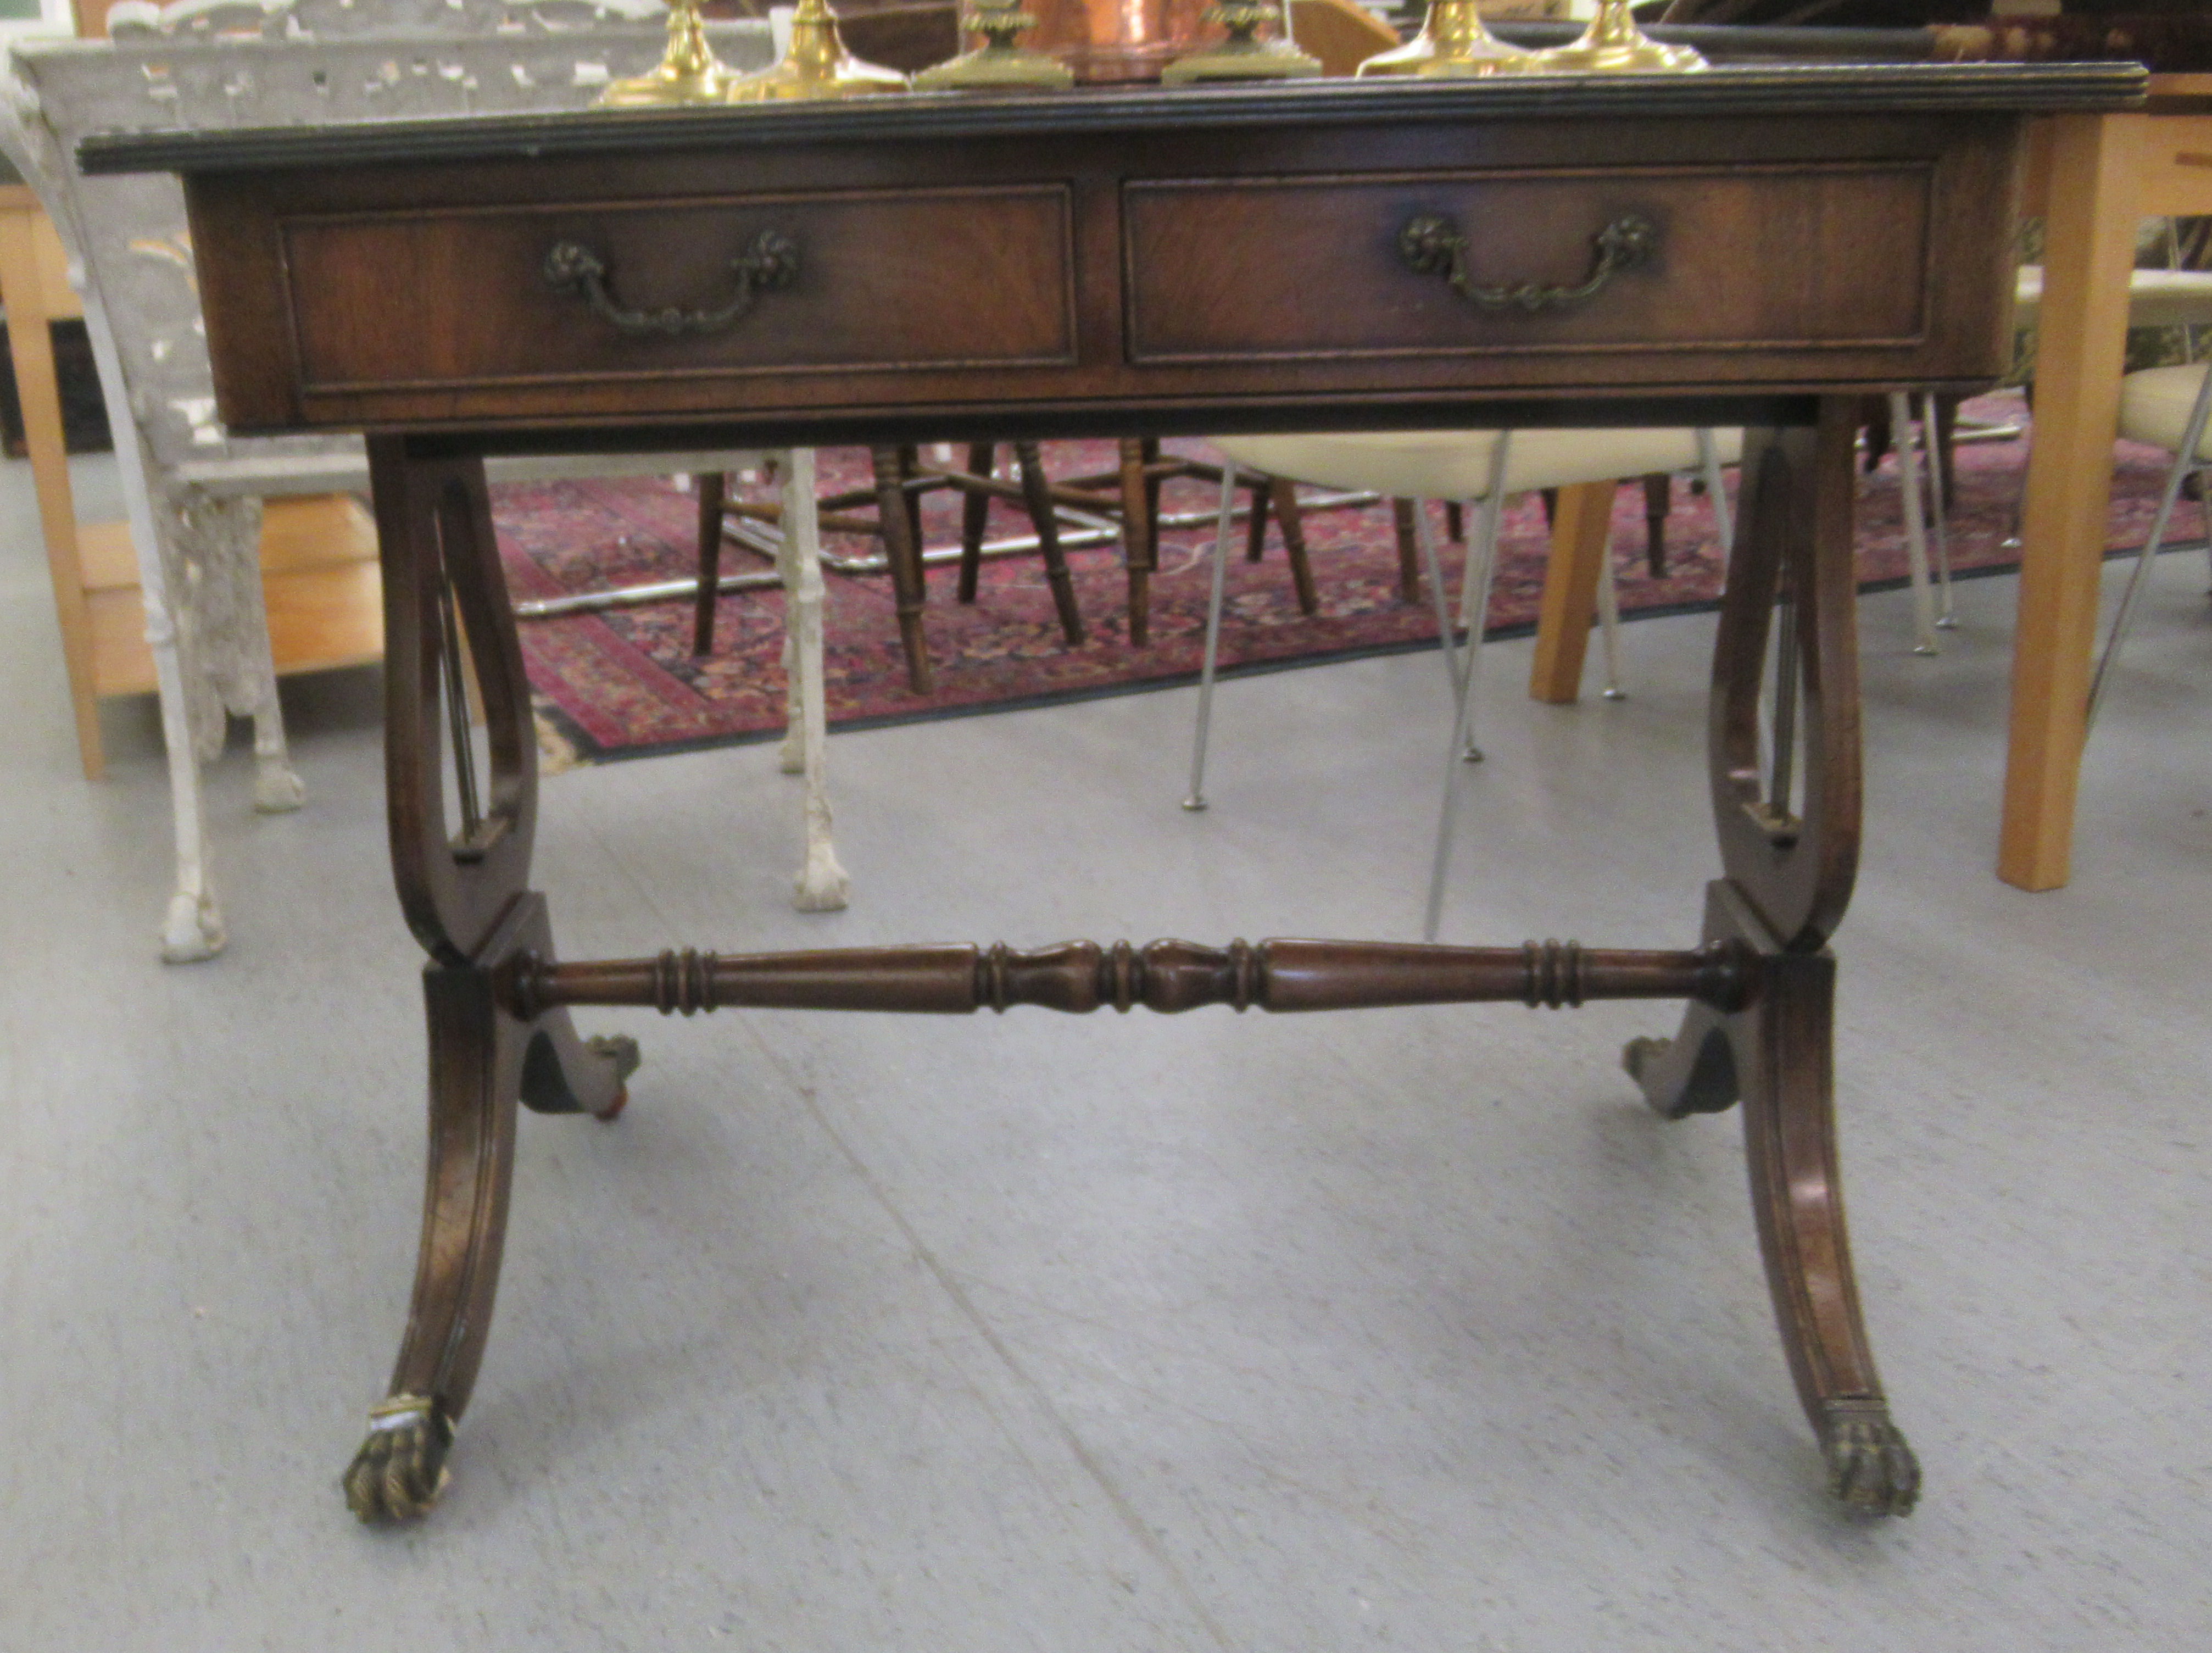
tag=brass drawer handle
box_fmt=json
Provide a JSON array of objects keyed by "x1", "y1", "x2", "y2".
[
  {"x1": 1398, "y1": 212, "x2": 1657, "y2": 313},
  {"x1": 541, "y1": 229, "x2": 799, "y2": 336}
]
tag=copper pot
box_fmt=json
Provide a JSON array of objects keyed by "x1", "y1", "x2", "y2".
[{"x1": 1026, "y1": 0, "x2": 1220, "y2": 83}]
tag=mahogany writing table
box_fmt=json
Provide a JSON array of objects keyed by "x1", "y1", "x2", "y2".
[{"x1": 85, "y1": 63, "x2": 2142, "y2": 1526}]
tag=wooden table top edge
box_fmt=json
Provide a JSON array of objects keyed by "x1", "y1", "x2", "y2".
[{"x1": 76, "y1": 60, "x2": 2148, "y2": 178}]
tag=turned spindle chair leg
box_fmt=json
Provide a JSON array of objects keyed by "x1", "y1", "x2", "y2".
[
  {"x1": 1641, "y1": 470, "x2": 1671, "y2": 577},
  {"x1": 872, "y1": 444, "x2": 933, "y2": 693},
  {"x1": 1246, "y1": 477, "x2": 1273, "y2": 562},
  {"x1": 1272, "y1": 478, "x2": 1319, "y2": 615},
  {"x1": 692, "y1": 470, "x2": 727, "y2": 656},
  {"x1": 1392, "y1": 498, "x2": 1424, "y2": 601},
  {"x1": 1016, "y1": 439, "x2": 1085, "y2": 645},
  {"x1": 1118, "y1": 436, "x2": 1156, "y2": 645}
]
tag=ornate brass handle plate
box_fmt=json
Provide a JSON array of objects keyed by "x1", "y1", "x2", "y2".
[
  {"x1": 1398, "y1": 212, "x2": 1657, "y2": 313},
  {"x1": 541, "y1": 229, "x2": 800, "y2": 336}
]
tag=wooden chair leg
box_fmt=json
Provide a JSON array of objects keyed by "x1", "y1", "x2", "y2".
[
  {"x1": 898, "y1": 444, "x2": 925, "y2": 553},
  {"x1": 1641, "y1": 470, "x2": 1671, "y2": 578},
  {"x1": 872, "y1": 443, "x2": 933, "y2": 694},
  {"x1": 1529, "y1": 478, "x2": 1617, "y2": 705},
  {"x1": 1391, "y1": 498, "x2": 1423, "y2": 602},
  {"x1": 1015, "y1": 440, "x2": 1085, "y2": 645},
  {"x1": 1244, "y1": 476, "x2": 1272, "y2": 562},
  {"x1": 958, "y1": 440, "x2": 994, "y2": 604},
  {"x1": 692, "y1": 471, "x2": 726, "y2": 656},
  {"x1": 1141, "y1": 436, "x2": 1166, "y2": 569},
  {"x1": 1272, "y1": 477, "x2": 1319, "y2": 616},
  {"x1": 1118, "y1": 436, "x2": 1155, "y2": 645},
  {"x1": 1445, "y1": 501, "x2": 1464, "y2": 543}
]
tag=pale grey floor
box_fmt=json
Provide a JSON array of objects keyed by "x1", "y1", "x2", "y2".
[{"x1": 2, "y1": 452, "x2": 2207, "y2": 1653}]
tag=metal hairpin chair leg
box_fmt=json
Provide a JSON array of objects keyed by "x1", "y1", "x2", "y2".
[
  {"x1": 2086, "y1": 360, "x2": 2212, "y2": 735},
  {"x1": 1183, "y1": 461, "x2": 1463, "y2": 812}
]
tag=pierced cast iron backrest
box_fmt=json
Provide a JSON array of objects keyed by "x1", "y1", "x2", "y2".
[{"x1": 5, "y1": 0, "x2": 772, "y2": 477}]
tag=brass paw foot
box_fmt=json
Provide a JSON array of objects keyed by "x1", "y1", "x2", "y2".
[
  {"x1": 343, "y1": 1394, "x2": 454, "y2": 1523},
  {"x1": 1820, "y1": 1399, "x2": 1920, "y2": 1517},
  {"x1": 586, "y1": 1033, "x2": 640, "y2": 1121}
]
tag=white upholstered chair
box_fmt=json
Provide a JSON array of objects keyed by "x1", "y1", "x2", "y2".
[{"x1": 1179, "y1": 426, "x2": 1741, "y2": 938}]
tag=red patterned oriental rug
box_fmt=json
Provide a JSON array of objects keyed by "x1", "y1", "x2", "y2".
[{"x1": 494, "y1": 394, "x2": 2177, "y2": 766}]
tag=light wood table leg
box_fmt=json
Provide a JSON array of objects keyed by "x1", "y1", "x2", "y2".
[
  {"x1": 0, "y1": 199, "x2": 101, "y2": 779},
  {"x1": 1999, "y1": 113, "x2": 2146, "y2": 891},
  {"x1": 1529, "y1": 478, "x2": 1617, "y2": 705}
]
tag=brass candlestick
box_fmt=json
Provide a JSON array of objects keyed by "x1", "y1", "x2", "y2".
[
  {"x1": 1536, "y1": 0, "x2": 1704, "y2": 74},
  {"x1": 597, "y1": 0, "x2": 736, "y2": 108},
  {"x1": 916, "y1": 0, "x2": 1076, "y2": 90},
  {"x1": 726, "y1": 0, "x2": 909, "y2": 103},
  {"x1": 1357, "y1": 0, "x2": 1536, "y2": 78},
  {"x1": 1161, "y1": 0, "x2": 1319, "y2": 84}
]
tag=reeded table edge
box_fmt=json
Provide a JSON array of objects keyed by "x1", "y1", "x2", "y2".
[{"x1": 77, "y1": 60, "x2": 2147, "y2": 177}]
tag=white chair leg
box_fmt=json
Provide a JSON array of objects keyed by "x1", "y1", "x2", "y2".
[
  {"x1": 1695, "y1": 427, "x2": 1734, "y2": 556},
  {"x1": 777, "y1": 448, "x2": 850, "y2": 911},
  {"x1": 1413, "y1": 500, "x2": 1464, "y2": 705},
  {"x1": 1891, "y1": 391, "x2": 1940, "y2": 655},
  {"x1": 172, "y1": 488, "x2": 309, "y2": 814},
  {"x1": 1596, "y1": 546, "x2": 1625, "y2": 700},
  {"x1": 144, "y1": 567, "x2": 225, "y2": 961},
  {"x1": 1919, "y1": 391, "x2": 1957, "y2": 628},
  {"x1": 772, "y1": 461, "x2": 806, "y2": 780},
  {"x1": 1423, "y1": 455, "x2": 1512, "y2": 940},
  {"x1": 1446, "y1": 436, "x2": 1513, "y2": 765},
  {"x1": 1182, "y1": 461, "x2": 1240, "y2": 811},
  {"x1": 91, "y1": 288, "x2": 230, "y2": 959},
  {"x1": 226, "y1": 510, "x2": 307, "y2": 814},
  {"x1": 2087, "y1": 363, "x2": 2212, "y2": 734},
  {"x1": 1423, "y1": 599, "x2": 1490, "y2": 942}
]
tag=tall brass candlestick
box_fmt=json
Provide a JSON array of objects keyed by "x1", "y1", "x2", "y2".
[
  {"x1": 1357, "y1": 0, "x2": 1535, "y2": 78},
  {"x1": 1537, "y1": 0, "x2": 1704, "y2": 73},
  {"x1": 597, "y1": 0, "x2": 735, "y2": 107},
  {"x1": 727, "y1": 0, "x2": 909, "y2": 102}
]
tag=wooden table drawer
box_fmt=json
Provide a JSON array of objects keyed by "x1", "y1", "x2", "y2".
[
  {"x1": 1123, "y1": 165, "x2": 1932, "y2": 364},
  {"x1": 281, "y1": 185, "x2": 1075, "y2": 394}
]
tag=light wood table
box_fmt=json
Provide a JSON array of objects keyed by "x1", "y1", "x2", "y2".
[{"x1": 2002, "y1": 75, "x2": 2212, "y2": 890}]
